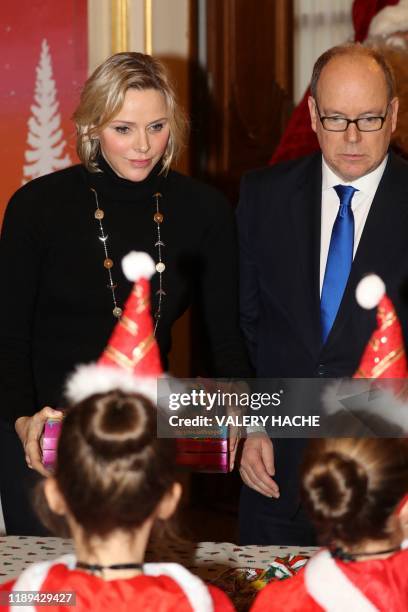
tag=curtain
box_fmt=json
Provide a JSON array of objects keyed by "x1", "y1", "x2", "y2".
[{"x1": 294, "y1": 0, "x2": 354, "y2": 103}]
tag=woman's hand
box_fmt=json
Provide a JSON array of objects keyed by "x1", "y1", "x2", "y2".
[{"x1": 15, "y1": 407, "x2": 64, "y2": 477}]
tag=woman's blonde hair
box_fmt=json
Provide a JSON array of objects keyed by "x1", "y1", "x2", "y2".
[{"x1": 73, "y1": 52, "x2": 188, "y2": 174}]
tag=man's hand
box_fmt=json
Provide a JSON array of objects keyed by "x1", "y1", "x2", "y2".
[
  {"x1": 238, "y1": 433, "x2": 280, "y2": 498},
  {"x1": 229, "y1": 422, "x2": 240, "y2": 471},
  {"x1": 15, "y1": 407, "x2": 64, "y2": 477}
]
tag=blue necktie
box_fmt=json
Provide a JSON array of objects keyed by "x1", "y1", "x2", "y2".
[{"x1": 320, "y1": 184, "x2": 357, "y2": 344}]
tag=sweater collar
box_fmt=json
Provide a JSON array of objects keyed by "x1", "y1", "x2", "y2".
[{"x1": 87, "y1": 154, "x2": 165, "y2": 202}]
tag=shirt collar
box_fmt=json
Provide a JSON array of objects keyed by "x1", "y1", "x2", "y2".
[{"x1": 322, "y1": 154, "x2": 388, "y2": 196}]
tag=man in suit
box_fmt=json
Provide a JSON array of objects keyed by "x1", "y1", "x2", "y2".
[{"x1": 236, "y1": 43, "x2": 408, "y2": 545}]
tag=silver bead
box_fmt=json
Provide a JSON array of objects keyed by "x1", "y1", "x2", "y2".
[
  {"x1": 113, "y1": 307, "x2": 123, "y2": 318},
  {"x1": 156, "y1": 262, "x2": 166, "y2": 273}
]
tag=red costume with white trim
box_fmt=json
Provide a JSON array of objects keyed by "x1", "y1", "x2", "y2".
[
  {"x1": 251, "y1": 548, "x2": 408, "y2": 611},
  {"x1": 0, "y1": 556, "x2": 233, "y2": 612}
]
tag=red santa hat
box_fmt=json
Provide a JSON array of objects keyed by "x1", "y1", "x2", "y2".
[
  {"x1": 353, "y1": 0, "x2": 400, "y2": 42},
  {"x1": 354, "y1": 274, "x2": 408, "y2": 378},
  {"x1": 65, "y1": 252, "x2": 163, "y2": 404},
  {"x1": 321, "y1": 275, "x2": 408, "y2": 432},
  {"x1": 368, "y1": 0, "x2": 408, "y2": 38}
]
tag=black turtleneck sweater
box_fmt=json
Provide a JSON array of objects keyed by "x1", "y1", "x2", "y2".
[{"x1": 0, "y1": 160, "x2": 251, "y2": 423}]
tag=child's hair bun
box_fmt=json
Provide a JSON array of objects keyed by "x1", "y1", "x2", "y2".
[
  {"x1": 303, "y1": 451, "x2": 368, "y2": 522},
  {"x1": 300, "y1": 439, "x2": 408, "y2": 547},
  {"x1": 81, "y1": 392, "x2": 153, "y2": 459},
  {"x1": 40, "y1": 389, "x2": 177, "y2": 537}
]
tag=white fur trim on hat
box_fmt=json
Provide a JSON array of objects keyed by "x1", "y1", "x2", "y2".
[
  {"x1": 322, "y1": 378, "x2": 408, "y2": 434},
  {"x1": 355, "y1": 274, "x2": 385, "y2": 310},
  {"x1": 65, "y1": 363, "x2": 158, "y2": 404},
  {"x1": 369, "y1": 0, "x2": 408, "y2": 38},
  {"x1": 122, "y1": 251, "x2": 156, "y2": 281}
]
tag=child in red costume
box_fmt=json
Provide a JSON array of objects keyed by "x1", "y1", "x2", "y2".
[
  {"x1": 0, "y1": 390, "x2": 233, "y2": 611},
  {"x1": 252, "y1": 438, "x2": 408, "y2": 611}
]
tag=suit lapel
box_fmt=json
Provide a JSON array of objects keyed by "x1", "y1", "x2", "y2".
[
  {"x1": 289, "y1": 154, "x2": 322, "y2": 355},
  {"x1": 325, "y1": 152, "x2": 408, "y2": 348}
]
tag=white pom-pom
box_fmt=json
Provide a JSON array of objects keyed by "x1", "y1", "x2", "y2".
[
  {"x1": 122, "y1": 252, "x2": 156, "y2": 281},
  {"x1": 368, "y1": 2, "x2": 408, "y2": 39},
  {"x1": 356, "y1": 274, "x2": 385, "y2": 310}
]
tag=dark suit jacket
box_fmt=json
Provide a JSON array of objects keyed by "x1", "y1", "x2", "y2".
[
  {"x1": 237, "y1": 151, "x2": 408, "y2": 523},
  {"x1": 237, "y1": 151, "x2": 408, "y2": 379}
]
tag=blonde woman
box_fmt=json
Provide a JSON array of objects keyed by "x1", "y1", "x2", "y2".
[{"x1": 0, "y1": 52, "x2": 250, "y2": 534}]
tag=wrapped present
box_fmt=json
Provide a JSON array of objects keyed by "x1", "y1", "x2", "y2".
[
  {"x1": 258, "y1": 554, "x2": 309, "y2": 583},
  {"x1": 42, "y1": 417, "x2": 63, "y2": 471},
  {"x1": 176, "y1": 437, "x2": 229, "y2": 472},
  {"x1": 175, "y1": 418, "x2": 230, "y2": 473},
  {"x1": 211, "y1": 567, "x2": 264, "y2": 612},
  {"x1": 43, "y1": 422, "x2": 231, "y2": 473}
]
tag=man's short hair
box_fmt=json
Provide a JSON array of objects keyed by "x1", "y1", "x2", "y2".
[{"x1": 310, "y1": 43, "x2": 396, "y2": 102}]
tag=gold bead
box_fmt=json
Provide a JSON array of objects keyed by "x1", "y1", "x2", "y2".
[
  {"x1": 113, "y1": 307, "x2": 123, "y2": 318},
  {"x1": 94, "y1": 209, "x2": 104, "y2": 220},
  {"x1": 104, "y1": 258, "x2": 114, "y2": 269},
  {"x1": 154, "y1": 212, "x2": 164, "y2": 223}
]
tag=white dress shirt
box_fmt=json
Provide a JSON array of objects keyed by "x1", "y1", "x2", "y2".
[{"x1": 319, "y1": 155, "x2": 388, "y2": 295}]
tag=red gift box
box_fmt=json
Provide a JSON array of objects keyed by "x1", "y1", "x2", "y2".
[{"x1": 176, "y1": 438, "x2": 230, "y2": 473}]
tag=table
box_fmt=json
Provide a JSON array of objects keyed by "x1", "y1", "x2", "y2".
[{"x1": 0, "y1": 536, "x2": 317, "y2": 582}]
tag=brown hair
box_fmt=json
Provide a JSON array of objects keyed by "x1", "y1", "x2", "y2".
[
  {"x1": 310, "y1": 43, "x2": 396, "y2": 102},
  {"x1": 301, "y1": 438, "x2": 408, "y2": 547},
  {"x1": 36, "y1": 390, "x2": 177, "y2": 538},
  {"x1": 73, "y1": 52, "x2": 188, "y2": 174}
]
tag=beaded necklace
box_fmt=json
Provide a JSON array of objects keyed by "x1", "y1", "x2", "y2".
[{"x1": 90, "y1": 187, "x2": 165, "y2": 333}]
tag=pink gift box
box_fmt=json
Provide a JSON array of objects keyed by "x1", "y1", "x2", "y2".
[{"x1": 42, "y1": 418, "x2": 63, "y2": 470}]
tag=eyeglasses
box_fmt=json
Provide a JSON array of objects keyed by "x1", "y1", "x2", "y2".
[{"x1": 315, "y1": 101, "x2": 389, "y2": 132}]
